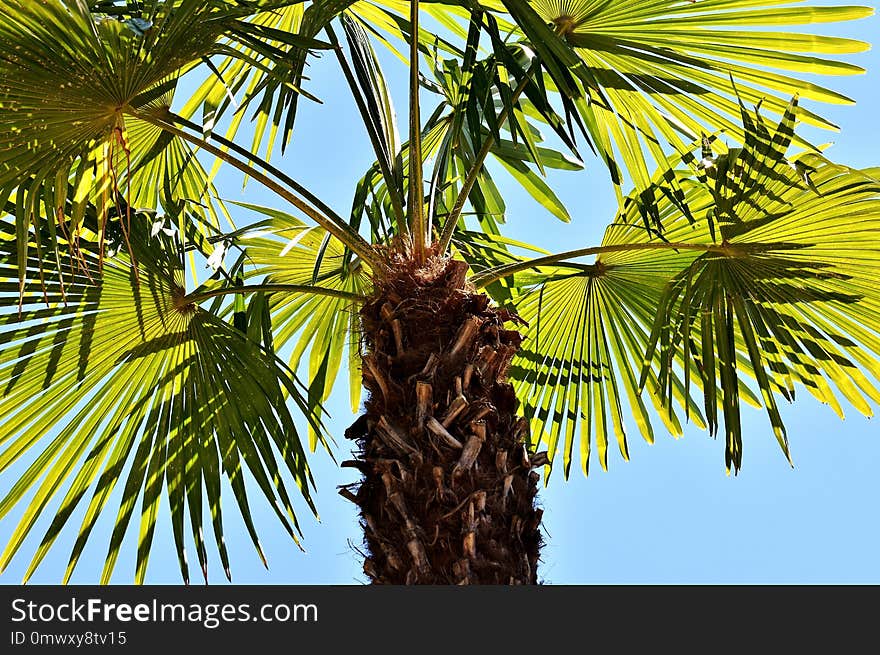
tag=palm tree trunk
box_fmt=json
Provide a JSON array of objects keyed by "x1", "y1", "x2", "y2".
[{"x1": 343, "y1": 249, "x2": 543, "y2": 584}]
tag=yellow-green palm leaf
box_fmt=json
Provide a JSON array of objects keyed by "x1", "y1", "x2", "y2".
[
  {"x1": 485, "y1": 100, "x2": 880, "y2": 476},
  {"x1": 0, "y1": 220, "x2": 316, "y2": 584},
  {"x1": 231, "y1": 204, "x2": 371, "y2": 447},
  {"x1": 0, "y1": 0, "x2": 294, "y2": 286},
  {"x1": 499, "y1": 0, "x2": 872, "y2": 222}
]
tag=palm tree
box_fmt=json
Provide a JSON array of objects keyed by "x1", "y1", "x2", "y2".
[{"x1": 0, "y1": 0, "x2": 878, "y2": 584}]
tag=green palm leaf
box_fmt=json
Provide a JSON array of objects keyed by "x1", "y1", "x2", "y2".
[
  {"x1": 479, "y1": 98, "x2": 880, "y2": 476},
  {"x1": 0, "y1": 220, "x2": 317, "y2": 583},
  {"x1": 504, "y1": 249, "x2": 714, "y2": 478},
  {"x1": 347, "y1": 41, "x2": 584, "y2": 245},
  {"x1": 121, "y1": 93, "x2": 229, "y2": 236},
  {"x1": 497, "y1": 0, "x2": 872, "y2": 225},
  {"x1": 641, "y1": 104, "x2": 880, "y2": 473},
  {"x1": 0, "y1": 0, "x2": 242, "y2": 279},
  {"x1": 229, "y1": 203, "x2": 371, "y2": 448},
  {"x1": 179, "y1": 0, "x2": 455, "y2": 162},
  {"x1": 180, "y1": 1, "x2": 317, "y2": 162},
  {"x1": 0, "y1": 0, "x2": 307, "y2": 286}
]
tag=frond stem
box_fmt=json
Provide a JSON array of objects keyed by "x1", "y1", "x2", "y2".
[
  {"x1": 186, "y1": 283, "x2": 366, "y2": 306},
  {"x1": 167, "y1": 111, "x2": 348, "y2": 234},
  {"x1": 470, "y1": 242, "x2": 729, "y2": 288},
  {"x1": 128, "y1": 108, "x2": 380, "y2": 270},
  {"x1": 409, "y1": 0, "x2": 426, "y2": 261}
]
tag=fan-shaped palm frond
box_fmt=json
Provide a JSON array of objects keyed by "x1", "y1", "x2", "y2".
[
  {"x1": 228, "y1": 204, "x2": 371, "y2": 448},
  {"x1": 180, "y1": 1, "x2": 323, "y2": 162},
  {"x1": 0, "y1": 218, "x2": 317, "y2": 584},
  {"x1": 507, "y1": 261, "x2": 714, "y2": 477},
  {"x1": 497, "y1": 0, "x2": 872, "y2": 225},
  {"x1": 0, "y1": 0, "x2": 267, "y2": 283},
  {"x1": 475, "y1": 99, "x2": 880, "y2": 476},
  {"x1": 641, "y1": 108, "x2": 880, "y2": 473},
  {"x1": 119, "y1": 89, "x2": 229, "y2": 233}
]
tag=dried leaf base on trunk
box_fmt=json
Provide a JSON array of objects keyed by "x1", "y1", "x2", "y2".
[{"x1": 344, "y1": 250, "x2": 542, "y2": 584}]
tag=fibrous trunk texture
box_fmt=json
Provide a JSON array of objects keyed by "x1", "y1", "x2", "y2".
[{"x1": 343, "y1": 251, "x2": 543, "y2": 584}]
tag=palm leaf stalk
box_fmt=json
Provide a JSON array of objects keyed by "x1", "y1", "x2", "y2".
[
  {"x1": 408, "y1": 0, "x2": 425, "y2": 256},
  {"x1": 0, "y1": 0, "x2": 878, "y2": 585}
]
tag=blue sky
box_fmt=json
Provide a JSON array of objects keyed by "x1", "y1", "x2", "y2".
[{"x1": 2, "y1": 3, "x2": 879, "y2": 584}]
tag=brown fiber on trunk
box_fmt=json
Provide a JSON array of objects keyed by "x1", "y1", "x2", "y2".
[{"x1": 343, "y1": 247, "x2": 543, "y2": 584}]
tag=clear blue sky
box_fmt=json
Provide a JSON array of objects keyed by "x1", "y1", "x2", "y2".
[{"x1": 2, "y1": 3, "x2": 879, "y2": 584}]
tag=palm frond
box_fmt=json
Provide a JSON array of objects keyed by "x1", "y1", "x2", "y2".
[
  {"x1": 179, "y1": 0, "x2": 455, "y2": 162},
  {"x1": 229, "y1": 203, "x2": 371, "y2": 449},
  {"x1": 497, "y1": 0, "x2": 872, "y2": 228},
  {"x1": 0, "y1": 0, "x2": 258, "y2": 284},
  {"x1": 505, "y1": 251, "x2": 712, "y2": 478},
  {"x1": 0, "y1": 219, "x2": 317, "y2": 584},
  {"x1": 494, "y1": 99, "x2": 880, "y2": 476},
  {"x1": 349, "y1": 39, "x2": 584, "y2": 246},
  {"x1": 642, "y1": 103, "x2": 880, "y2": 473},
  {"x1": 179, "y1": 1, "x2": 323, "y2": 162}
]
